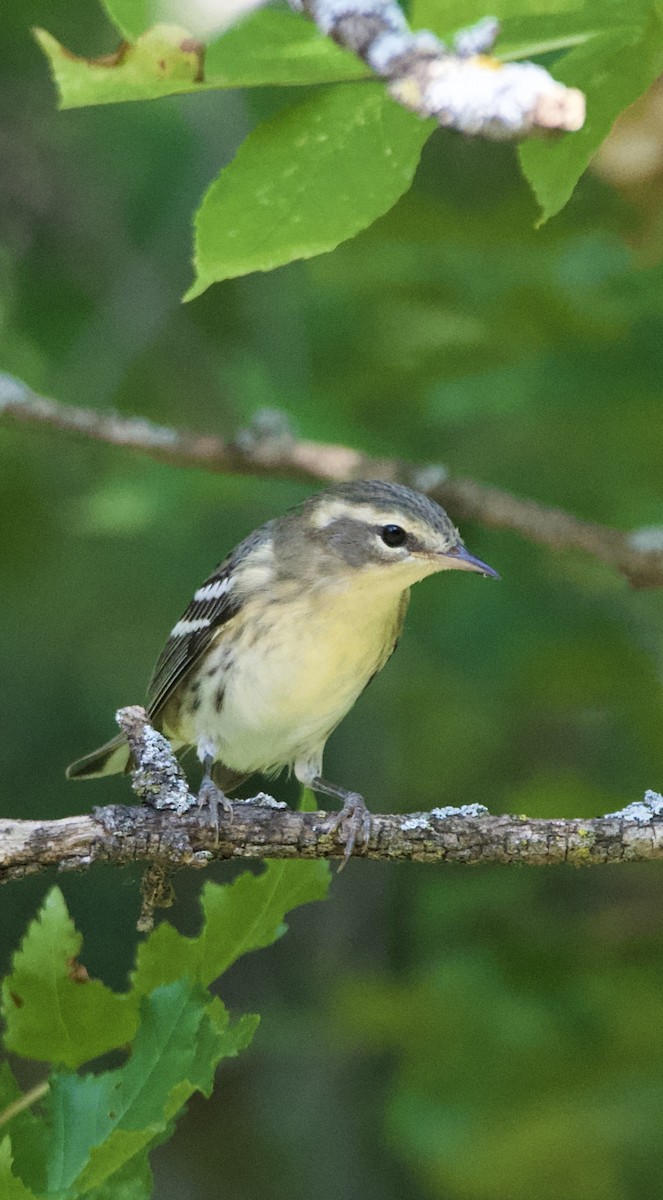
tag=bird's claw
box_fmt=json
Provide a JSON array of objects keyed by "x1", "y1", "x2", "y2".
[
  {"x1": 197, "y1": 777, "x2": 233, "y2": 841},
  {"x1": 326, "y1": 793, "x2": 372, "y2": 871}
]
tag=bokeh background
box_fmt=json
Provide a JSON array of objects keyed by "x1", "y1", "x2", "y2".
[{"x1": 3, "y1": 3, "x2": 663, "y2": 1198}]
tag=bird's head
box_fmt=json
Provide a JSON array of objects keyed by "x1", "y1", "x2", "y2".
[{"x1": 274, "y1": 480, "x2": 499, "y2": 594}]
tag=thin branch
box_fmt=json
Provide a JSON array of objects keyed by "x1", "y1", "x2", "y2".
[
  {"x1": 3, "y1": 792, "x2": 663, "y2": 882},
  {"x1": 0, "y1": 1081, "x2": 50, "y2": 1129},
  {"x1": 2, "y1": 372, "x2": 663, "y2": 588},
  {"x1": 290, "y1": 8, "x2": 585, "y2": 139},
  {"x1": 0, "y1": 708, "x2": 661, "y2": 882}
]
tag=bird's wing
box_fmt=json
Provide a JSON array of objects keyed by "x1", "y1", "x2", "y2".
[{"x1": 146, "y1": 527, "x2": 268, "y2": 719}]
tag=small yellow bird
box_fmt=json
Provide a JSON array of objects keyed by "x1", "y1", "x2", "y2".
[{"x1": 68, "y1": 480, "x2": 498, "y2": 862}]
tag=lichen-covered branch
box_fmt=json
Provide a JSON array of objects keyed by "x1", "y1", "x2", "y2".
[
  {"x1": 290, "y1": 6, "x2": 585, "y2": 139},
  {"x1": 1, "y1": 708, "x2": 662, "y2": 883},
  {"x1": 2, "y1": 789, "x2": 663, "y2": 882},
  {"x1": 2, "y1": 373, "x2": 662, "y2": 588}
]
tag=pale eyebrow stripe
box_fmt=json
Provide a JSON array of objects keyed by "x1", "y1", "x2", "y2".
[{"x1": 312, "y1": 501, "x2": 398, "y2": 529}]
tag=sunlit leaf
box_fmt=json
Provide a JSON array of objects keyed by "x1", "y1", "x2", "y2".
[
  {"x1": 34, "y1": 25, "x2": 209, "y2": 109},
  {"x1": 519, "y1": 5, "x2": 663, "y2": 222},
  {"x1": 102, "y1": 0, "x2": 152, "y2": 40},
  {"x1": 186, "y1": 84, "x2": 434, "y2": 294},
  {"x1": 410, "y1": 0, "x2": 591, "y2": 44},
  {"x1": 2, "y1": 888, "x2": 136, "y2": 1069},
  {"x1": 35, "y1": 10, "x2": 366, "y2": 110},
  {"x1": 204, "y1": 8, "x2": 367, "y2": 87}
]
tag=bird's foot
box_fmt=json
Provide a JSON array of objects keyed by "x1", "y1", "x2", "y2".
[
  {"x1": 197, "y1": 776, "x2": 233, "y2": 841},
  {"x1": 326, "y1": 792, "x2": 372, "y2": 871}
]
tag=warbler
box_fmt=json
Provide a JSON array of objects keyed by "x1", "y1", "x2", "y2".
[{"x1": 67, "y1": 480, "x2": 498, "y2": 862}]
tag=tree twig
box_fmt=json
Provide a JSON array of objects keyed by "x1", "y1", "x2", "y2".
[
  {"x1": 0, "y1": 1081, "x2": 50, "y2": 1129},
  {"x1": 290, "y1": 8, "x2": 585, "y2": 139},
  {"x1": 3, "y1": 791, "x2": 663, "y2": 881},
  {"x1": 2, "y1": 372, "x2": 662, "y2": 588},
  {"x1": 0, "y1": 708, "x2": 661, "y2": 883}
]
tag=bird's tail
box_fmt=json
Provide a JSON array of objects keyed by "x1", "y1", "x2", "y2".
[{"x1": 66, "y1": 734, "x2": 133, "y2": 780}]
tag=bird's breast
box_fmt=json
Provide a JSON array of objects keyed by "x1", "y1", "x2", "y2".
[{"x1": 171, "y1": 585, "x2": 406, "y2": 773}]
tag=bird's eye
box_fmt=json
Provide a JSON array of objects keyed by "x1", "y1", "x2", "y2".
[{"x1": 380, "y1": 524, "x2": 407, "y2": 548}]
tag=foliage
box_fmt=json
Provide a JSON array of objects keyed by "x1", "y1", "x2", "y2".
[
  {"x1": 519, "y1": 3, "x2": 663, "y2": 223},
  {"x1": 3, "y1": 0, "x2": 663, "y2": 1196},
  {"x1": 2, "y1": 889, "x2": 136, "y2": 1068},
  {"x1": 34, "y1": 0, "x2": 663, "y2": 293},
  {"x1": 185, "y1": 87, "x2": 433, "y2": 295},
  {"x1": 0, "y1": 867, "x2": 330, "y2": 1197}
]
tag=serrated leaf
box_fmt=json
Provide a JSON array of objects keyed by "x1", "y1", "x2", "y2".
[
  {"x1": 162, "y1": 1003, "x2": 258, "y2": 1121},
  {"x1": 35, "y1": 11, "x2": 366, "y2": 110},
  {"x1": 186, "y1": 83, "x2": 433, "y2": 293},
  {"x1": 519, "y1": 4, "x2": 663, "y2": 223},
  {"x1": 2, "y1": 887, "x2": 137, "y2": 1069},
  {"x1": 201, "y1": 995, "x2": 260, "y2": 1059},
  {"x1": 78, "y1": 996, "x2": 255, "y2": 1192},
  {"x1": 0, "y1": 1138, "x2": 39, "y2": 1200},
  {"x1": 132, "y1": 860, "x2": 330, "y2": 994},
  {"x1": 44, "y1": 979, "x2": 226, "y2": 1192}
]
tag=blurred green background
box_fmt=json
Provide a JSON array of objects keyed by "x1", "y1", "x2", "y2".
[{"x1": 3, "y1": 3, "x2": 663, "y2": 1198}]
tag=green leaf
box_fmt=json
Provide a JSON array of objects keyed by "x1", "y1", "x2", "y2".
[
  {"x1": 2, "y1": 887, "x2": 137, "y2": 1069},
  {"x1": 186, "y1": 84, "x2": 434, "y2": 294},
  {"x1": 206, "y1": 9, "x2": 367, "y2": 87},
  {"x1": 132, "y1": 860, "x2": 330, "y2": 994},
  {"x1": 0, "y1": 1061, "x2": 21, "y2": 1113},
  {"x1": 161, "y1": 999, "x2": 258, "y2": 1126},
  {"x1": 102, "y1": 0, "x2": 151, "y2": 40},
  {"x1": 34, "y1": 25, "x2": 207, "y2": 109},
  {"x1": 204, "y1": 996, "x2": 260, "y2": 1058},
  {"x1": 35, "y1": 11, "x2": 366, "y2": 110},
  {"x1": 519, "y1": 5, "x2": 663, "y2": 223},
  {"x1": 0, "y1": 1065, "x2": 49, "y2": 1196},
  {"x1": 495, "y1": 11, "x2": 608, "y2": 61},
  {"x1": 0, "y1": 1138, "x2": 39, "y2": 1200},
  {"x1": 410, "y1": 0, "x2": 590, "y2": 44},
  {"x1": 84, "y1": 1151, "x2": 153, "y2": 1200},
  {"x1": 44, "y1": 978, "x2": 234, "y2": 1193}
]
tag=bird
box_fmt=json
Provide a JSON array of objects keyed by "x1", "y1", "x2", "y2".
[{"x1": 67, "y1": 480, "x2": 499, "y2": 864}]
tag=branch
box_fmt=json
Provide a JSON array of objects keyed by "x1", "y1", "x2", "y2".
[
  {"x1": 3, "y1": 792, "x2": 663, "y2": 881},
  {"x1": 3, "y1": 373, "x2": 663, "y2": 588},
  {"x1": 1, "y1": 708, "x2": 662, "y2": 884},
  {"x1": 291, "y1": 7, "x2": 585, "y2": 139}
]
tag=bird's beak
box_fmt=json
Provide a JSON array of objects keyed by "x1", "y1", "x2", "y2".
[{"x1": 438, "y1": 544, "x2": 500, "y2": 579}]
